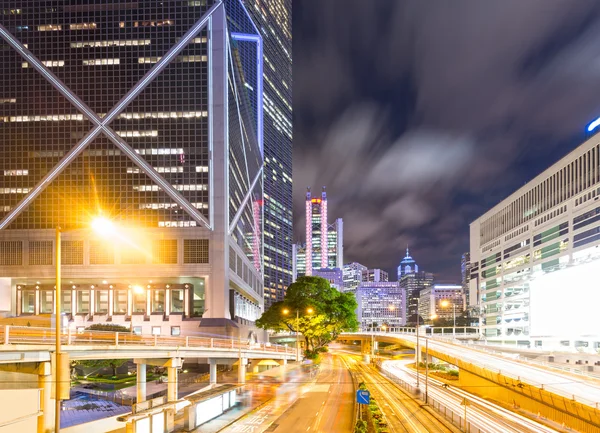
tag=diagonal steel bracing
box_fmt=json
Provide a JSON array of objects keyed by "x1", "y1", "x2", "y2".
[{"x1": 0, "y1": 0, "x2": 223, "y2": 230}]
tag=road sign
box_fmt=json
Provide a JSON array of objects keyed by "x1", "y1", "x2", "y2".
[{"x1": 356, "y1": 390, "x2": 370, "y2": 405}]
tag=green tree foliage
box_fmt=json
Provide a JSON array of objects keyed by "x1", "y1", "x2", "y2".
[
  {"x1": 75, "y1": 358, "x2": 128, "y2": 377},
  {"x1": 256, "y1": 276, "x2": 358, "y2": 353},
  {"x1": 85, "y1": 324, "x2": 131, "y2": 333}
]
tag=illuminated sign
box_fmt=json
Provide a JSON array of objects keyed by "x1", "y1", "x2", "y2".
[{"x1": 311, "y1": 198, "x2": 322, "y2": 204}]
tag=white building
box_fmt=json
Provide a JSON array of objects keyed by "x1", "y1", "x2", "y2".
[
  {"x1": 470, "y1": 131, "x2": 600, "y2": 352},
  {"x1": 362, "y1": 268, "x2": 389, "y2": 283},
  {"x1": 342, "y1": 262, "x2": 367, "y2": 293},
  {"x1": 356, "y1": 281, "x2": 405, "y2": 329},
  {"x1": 418, "y1": 284, "x2": 464, "y2": 323}
]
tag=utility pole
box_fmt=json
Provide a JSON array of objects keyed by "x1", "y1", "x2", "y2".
[{"x1": 425, "y1": 338, "x2": 429, "y2": 404}]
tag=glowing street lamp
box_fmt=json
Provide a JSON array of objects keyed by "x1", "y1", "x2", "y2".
[
  {"x1": 55, "y1": 215, "x2": 115, "y2": 432},
  {"x1": 282, "y1": 307, "x2": 314, "y2": 362},
  {"x1": 440, "y1": 299, "x2": 456, "y2": 338}
]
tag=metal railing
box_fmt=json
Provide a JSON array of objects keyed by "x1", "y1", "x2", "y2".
[{"x1": 1, "y1": 325, "x2": 295, "y2": 355}]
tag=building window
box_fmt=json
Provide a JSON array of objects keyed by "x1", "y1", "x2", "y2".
[
  {"x1": 152, "y1": 290, "x2": 165, "y2": 313},
  {"x1": 21, "y1": 290, "x2": 35, "y2": 313},
  {"x1": 38, "y1": 24, "x2": 62, "y2": 31},
  {"x1": 0, "y1": 241, "x2": 22, "y2": 265},
  {"x1": 133, "y1": 326, "x2": 142, "y2": 335},
  {"x1": 61, "y1": 241, "x2": 83, "y2": 265},
  {"x1": 61, "y1": 290, "x2": 72, "y2": 313},
  {"x1": 40, "y1": 290, "x2": 53, "y2": 314},
  {"x1": 76, "y1": 290, "x2": 90, "y2": 314},
  {"x1": 113, "y1": 290, "x2": 127, "y2": 314},
  {"x1": 152, "y1": 326, "x2": 161, "y2": 336},
  {"x1": 192, "y1": 280, "x2": 205, "y2": 317},
  {"x1": 69, "y1": 23, "x2": 97, "y2": 30},
  {"x1": 29, "y1": 241, "x2": 53, "y2": 265},
  {"x1": 184, "y1": 239, "x2": 209, "y2": 264},
  {"x1": 95, "y1": 290, "x2": 109, "y2": 314},
  {"x1": 171, "y1": 326, "x2": 181, "y2": 336},
  {"x1": 82, "y1": 58, "x2": 120, "y2": 66},
  {"x1": 170, "y1": 289, "x2": 184, "y2": 313},
  {"x1": 90, "y1": 240, "x2": 114, "y2": 265},
  {"x1": 152, "y1": 240, "x2": 177, "y2": 264},
  {"x1": 133, "y1": 291, "x2": 146, "y2": 314}
]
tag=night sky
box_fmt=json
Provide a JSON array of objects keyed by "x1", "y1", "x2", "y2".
[{"x1": 292, "y1": 0, "x2": 600, "y2": 281}]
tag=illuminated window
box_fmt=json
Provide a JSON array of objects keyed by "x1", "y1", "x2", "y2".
[
  {"x1": 0, "y1": 98, "x2": 16, "y2": 104},
  {"x1": 134, "y1": 20, "x2": 173, "y2": 27},
  {"x1": 152, "y1": 290, "x2": 165, "y2": 313},
  {"x1": 76, "y1": 290, "x2": 90, "y2": 314},
  {"x1": 69, "y1": 23, "x2": 97, "y2": 30},
  {"x1": 0, "y1": 187, "x2": 30, "y2": 194},
  {"x1": 113, "y1": 290, "x2": 127, "y2": 314},
  {"x1": 95, "y1": 290, "x2": 109, "y2": 314},
  {"x1": 40, "y1": 291, "x2": 53, "y2": 314},
  {"x1": 116, "y1": 130, "x2": 158, "y2": 138},
  {"x1": 195, "y1": 166, "x2": 209, "y2": 172},
  {"x1": 170, "y1": 289, "x2": 184, "y2": 313},
  {"x1": 21, "y1": 290, "x2": 35, "y2": 313},
  {"x1": 127, "y1": 166, "x2": 182, "y2": 174},
  {"x1": 71, "y1": 39, "x2": 151, "y2": 48},
  {"x1": 158, "y1": 221, "x2": 198, "y2": 227},
  {"x1": 82, "y1": 58, "x2": 120, "y2": 66},
  {"x1": 38, "y1": 24, "x2": 62, "y2": 31},
  {"x1": 3, "y1": 170, "x2": 28, "y2": 176},
  {"x1": 22, "y1": 60, "x2": 64, "y2": 68}
]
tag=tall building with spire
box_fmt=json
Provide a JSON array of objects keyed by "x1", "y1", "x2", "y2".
[
  {"x1": 397, "y1": 248, "x2": 433, "y2": 325},
  {"x1": 292, "y1": 187, "x2": 343, "y2": 280},
  {"x1": 398, "y1": 247, "x2": 419, "y2": 279}
]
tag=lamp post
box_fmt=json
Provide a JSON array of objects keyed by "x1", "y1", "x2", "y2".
[
  {"x1": 283, "y1": 307, "x2": 313, "y2": 362},
  {"x1": 55, "y1": 216, "x2": 115, "y2": 432},
  {"x1": 415, "y1": 297, "x2": 420, "y2": 390}
]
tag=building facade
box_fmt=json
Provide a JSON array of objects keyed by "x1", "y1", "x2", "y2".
[
  {"x1": 356, "y1": 281, "x2": 405, "y2": 329},
  {"x1": 397, "y1": 247, "x2": 418, "y2": 279},
  {"x1": 342, "y1": 262, "x2": 367, "y2": 293},
  {"x1": 470, "y1": 131, "x2": 600, "y2": 351},
  {"x1": 0, "y1": 0, "x2": 265, "y2": 338},
  {"x1": 400, "y1": 271, "x2": 434, "y2": 324},
  {"x1": 244, "y1": 0, "x2": 293, "y2": 309},
  {"x1": 461, "y1": 252, "x2": 471, "y2": 306},
  {"x1": 313, "y1": 267, "x2": 343, "y2": 291},
  {"x1": 362, "y1": 268, "x2": 388, "y2": 283},
  {"x1": 418, "y1": 284, "x2": 464, "y2": 323},
  {"x1": 292, "y1": 187, "x2": 343, "y2": 280}
]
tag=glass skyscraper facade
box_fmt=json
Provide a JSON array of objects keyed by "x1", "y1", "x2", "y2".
[
  {"x1": 243, "y1": 0, "x2": 293, "y2": 309},
  {"x1": 0, "y1": 0, "x2": 265, "y2": 337}
]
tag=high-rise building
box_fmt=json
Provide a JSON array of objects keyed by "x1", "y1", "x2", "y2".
[
  {"x1": 292, "y1": 187, "x2": 343, "y2": 280},
  {"x1": 470, "y1": 128, "x2": 600, "y2": 351},
  {"x1": 0, "y1": 0, "x2": 265, "y2": 337},
  {"x1": 313, "y1": 267, "x2": 343, "y2": 291},
  {"x1": 362, "y1": 268, "x2": 389, "y2": 283},
  {"x1": 418, "y1": 284, "x2": 464, "y2": 323},
  {"x1": 397, "y1": 247, "x2": 419, "y2": 279},
  {"x1": 400, "y1": 271, "x2": 434, "y2": 325},
  {"x1": 342, "y1": 262, "x2": 367, "y2": 293},
  {"x1": 356, "y1": 281, "x2": 405, "y2": 329},
  {"x1": 461, "y1": 252, "x2": 471, "y2": 306},
  {"x1": 244, "y1": 0, "x2": 293, "y2": 309}
]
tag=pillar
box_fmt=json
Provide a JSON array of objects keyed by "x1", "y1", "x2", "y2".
[
  {"x1": 136, "y1": 363, "x2": 146, "y2": 403},
  {"x1": 252, "y1": 364, "x2": 260, "y2": 374},
  {"x1": 209, "y1": 359, "x2": 217, "y2": 385},
  {"x1": 238, "y1": 358, "x2": 246, "y2": 385},
  {"x1": 38, "y1": 362, "x2": 54, "y2": 433},
  {"x1": 279, "y1": 358, "x2": 287, "y2": 366},
  {"x1": 167, "y1": 366, "x2": 178, "y2": 402}
]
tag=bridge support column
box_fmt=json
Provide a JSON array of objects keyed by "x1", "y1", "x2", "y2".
[
  {"x1": 136, "y1": 362, "x2": 146, "y2": 403},
  {"x1": 279, "y1": 358, "x2": 287, "y2": 366},
  {"x1": 167, "y1": 365, "x2": 178, "y2": 402},
  {"x1": 238, "y1": 358, "x2": 247, "y2": 384},
  {"x1": 209, "y1": 359, "x2": 217, "y2": 385},
  {"x1": 38, "y1": 361, "x2": 54, "y2": 433},
  {"x1": 361, "y1": 339, "x2": 372, "y2": 363}
]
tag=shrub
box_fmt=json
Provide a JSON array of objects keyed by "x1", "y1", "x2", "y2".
[
  {"x1": 86, "y1": 324, "x2": 131, "y2": 333},
  {"x1": 354, "y1": 419, "x2": 367, "y2": 433}
]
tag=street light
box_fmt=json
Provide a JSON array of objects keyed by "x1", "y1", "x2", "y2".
[
  {"x1": 440, "y1": 299, "x2": 456, "y2": 338},
  {"x1": 55, "y1": 216, "x2": 115, "y2": 432},
  {"x1": 282, "y1": 307, "x2": 313, "y2": 362}
]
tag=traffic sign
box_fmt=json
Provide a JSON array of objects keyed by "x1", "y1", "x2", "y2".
[{"x1": 356, "y1": 390, "x2": 370, "y2": 405}]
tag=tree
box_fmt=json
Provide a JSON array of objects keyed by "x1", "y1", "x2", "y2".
[
  {"x1": 73, "y1": 324, "x2": 132, "y2": 377},
  {"x1": 256, "y1": 276, "x2": 358, "y2": 354}
]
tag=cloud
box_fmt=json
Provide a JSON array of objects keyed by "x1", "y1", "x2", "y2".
[{"x1": 294, "y1": 0, "x2": 600, "y2": 279}]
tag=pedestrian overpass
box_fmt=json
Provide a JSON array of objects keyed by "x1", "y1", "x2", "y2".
[
  {"x1": 0, "y1": 325, "x2": 295, "y2": 432},
  {"x1": 339, "y1": 330, "x2": 600, "y2": 433}
]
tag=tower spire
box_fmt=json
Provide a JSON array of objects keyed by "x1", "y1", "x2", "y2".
[{"x1": 406, "y1": 245, "x2": 409, "y2": 257}]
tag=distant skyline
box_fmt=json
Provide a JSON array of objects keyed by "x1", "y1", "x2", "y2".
[{"x1": 293, "y1": 0, "x2": 600, "y2": 280}]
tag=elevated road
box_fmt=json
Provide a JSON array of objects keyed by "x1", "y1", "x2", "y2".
[{"x1": 340, "y1": 332, "x2": 600, "y2": 432}]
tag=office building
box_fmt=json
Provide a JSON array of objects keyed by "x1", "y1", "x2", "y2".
[
  {"x1": 313, "y1": 267, "x2": 343, "y2": 291},
  {"x1": 244, "y1": 0, "x2": 293, "y2": 309},
  {"x1": 461, "y1": 252, "x2": 471, "y2": 306},
  {"x1": 397, "y1": 247, "x2": 419, "y2": 279},
  {"x1": 0, "y1": 0, "x2": 265, "y2": 338},
  {"x1": 362, "y1": 268, "x2": 388, "y2": 283},
  {"x1": 356, "y1": 281, "x2": 405, "y2": 329},
  {"x1": 418, "y1": 284, "x2": 464, "y2": 323},
  {"x1": 342, "y1": 262, "x2": 367, "y2": 293},
  {"x1": 292, "y1": 187, "x2": 343, "y2": 280},
  {"x1": 470, "y1": 129, "x2": 600, "y2": 351}
]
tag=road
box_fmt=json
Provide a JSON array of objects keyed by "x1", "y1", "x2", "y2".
[
  {"x1": 382, "y1": 358, "x2": 561, "y2": 433},
  {"x1": 338, "y1": 351, "x2": 461, "y2": 433},
  {"x1": 349, "y1": 332, "x2": 600, "y2": 407},
  {"x1": 221, "y1": 353, "x2": 354, "y2": 433}
]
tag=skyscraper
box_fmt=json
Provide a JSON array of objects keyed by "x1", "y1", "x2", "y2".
[
  {"x1": 292, "y1": 187, "x2": 343, "y2": 280},
  {"x1": 356, "y1": 281, "x2": 405, "y2": 329},
  {"x1": 243, "y1": 0, "x2": 293, "y2": 309},
  {"x1": 0, "y1": 0, "x2": 264, "y2": 337},
  {"x1": 342, "y1": 262, "x2": 367, "y2": 293},
  {"x1": 461, "y1": 252, "x2": 471, "y2": 306},
  {"x1": 397, "y1": 247, "x2": 419, "y2": 279},
  {"x1": 396, "y1": 249, "x2": 433, "y2": 324}
]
